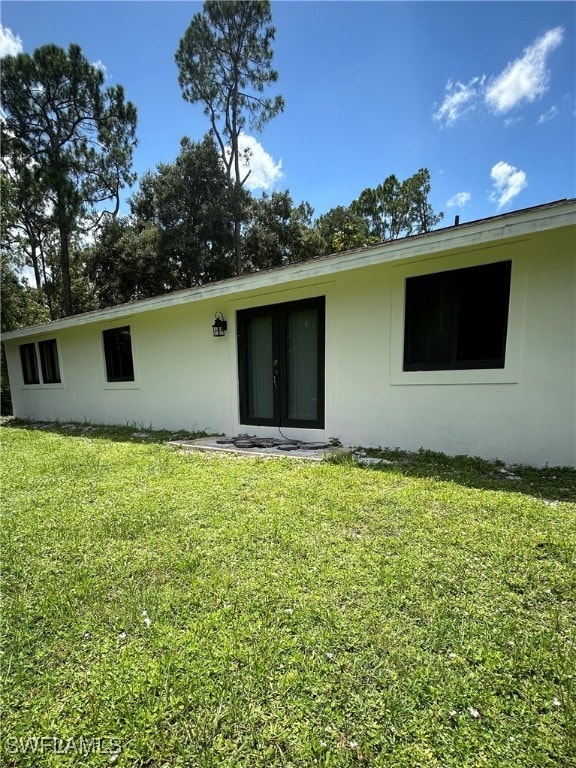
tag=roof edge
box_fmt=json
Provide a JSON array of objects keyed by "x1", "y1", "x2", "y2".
[{"x1": 3, "y1": 198, "x2": 575, "y2": 342}]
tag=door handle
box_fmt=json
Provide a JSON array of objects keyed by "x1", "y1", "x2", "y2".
[{"x1": 273, "y1": 358, "x2": 279, "y2": 390}]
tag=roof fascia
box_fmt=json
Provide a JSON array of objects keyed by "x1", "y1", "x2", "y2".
[{"x1": 3, "y1": 200, "x2": 575, "y2": 342}]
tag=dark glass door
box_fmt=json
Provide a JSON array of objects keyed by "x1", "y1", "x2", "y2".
[{"x1": 237, "y1": 297, "x2": 325, "y2": 428}]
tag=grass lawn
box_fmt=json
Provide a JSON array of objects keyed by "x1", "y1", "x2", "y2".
[{"x1": 1, "y1": 421, "x2": 575, "y2": 767}]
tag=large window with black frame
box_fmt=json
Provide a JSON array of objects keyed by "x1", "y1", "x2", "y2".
[
  {"x1": 38, "y1": 339, "x2": 61, "y2": 384},
  {"x1": 102, "y1": 326, "x2": 135, "y2": 382},
  {"x1": 403, "y1": 261, "x2": 512, "y2": 371}
]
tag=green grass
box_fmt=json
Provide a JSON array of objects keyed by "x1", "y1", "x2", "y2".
[{"x1": 1, "y1": 422, "x2": 575, "y2": 767}]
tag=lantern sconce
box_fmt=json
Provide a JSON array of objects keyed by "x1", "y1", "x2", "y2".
[{"x1": 212, "y1": 311, "x2": 228, "y2": 337}]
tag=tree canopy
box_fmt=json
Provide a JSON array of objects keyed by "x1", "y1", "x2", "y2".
[
  {"x1": 85, "y1": 135, "x2": 239, "y2": 307},
  {"x1": 351, "y1": 169, "x2": 443, "y2": 243},
  {"x1": 243, "y1": 191, "x2": 324, "y2": 270},
  {"x1": 1, "y1": 30, "x2": 445, "y2": 322},
  {"x1": 176, "y1": 0, "x2": 284, "y2": 274},
  {"x1": 1, "y1": 43, "x2": 137, "y2": 317},
  {"x1": 314, "y1": 205, "x2": 376, "y2": 254}
]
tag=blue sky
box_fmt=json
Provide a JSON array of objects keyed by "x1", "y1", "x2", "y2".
[{"x1": 2, "y1": 1, "x2": 575, "y2": 226}]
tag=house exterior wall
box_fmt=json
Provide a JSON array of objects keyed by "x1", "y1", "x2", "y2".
[
  {"x1": 5, "y1": 298, "x2": 235, "y2": 434},
  {"x1": 326, "y1": 227, "x2": 575, "y2": 467},
  {"x1": 4, "y1": 223, "x2": 575, "y2": 466}
]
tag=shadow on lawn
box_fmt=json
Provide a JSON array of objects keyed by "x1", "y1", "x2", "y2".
[
  {"x1": 329, "y1": 447, "x2": 576, "y2": 504},
  {"x1": 1, "y1": 416, "x2": 209, "y2": 447},
  {"x1": 3, "y1": 417, "x2": 575, "y2": 503}
]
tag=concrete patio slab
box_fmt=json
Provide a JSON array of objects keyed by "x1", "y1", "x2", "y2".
[{"x1": 167, "y1": 436, "x2": 352, "y2": 461}]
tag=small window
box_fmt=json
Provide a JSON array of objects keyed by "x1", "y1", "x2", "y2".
[
  {"x1": 404, "y1": 261, "x2": 511, "y2": 371},
  {"x1": 39, "y1": 339, "x2": 61, "y2": 384},
  {"x1": 103, "y1": 326, "x2": 134, "y2": 382},
  {"x1": 19, "y1": 343, "x2": 39, "y2": 385}
]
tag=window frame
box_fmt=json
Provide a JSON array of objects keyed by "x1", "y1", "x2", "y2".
[
  {"x1": 389, "y1": 251, "x2": 524, "y2": 387},
  {"x1": 19, "y1": 343, "x2": 40, "y2": 385},
  {"x1": 403, "y1": 260, "x2": 512, "y2": 372},
  {"x1": 38, "y1": 339, "x2": 62, "y2": 384},
  {"x1": 102, "y1": 325, "x2": 135, "y2": 383},
  {"x1": 19, "y1": 338, "x2": 63, "y2": 387}
]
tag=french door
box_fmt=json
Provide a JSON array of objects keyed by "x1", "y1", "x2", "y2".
[{"x1": 237, "y1": 296, "x2": 325, "y2": 429}]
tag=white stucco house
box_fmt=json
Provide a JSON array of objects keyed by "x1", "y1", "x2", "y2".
[{"x1": 3, "y1": 199, "x2": 575, "y2": 467}]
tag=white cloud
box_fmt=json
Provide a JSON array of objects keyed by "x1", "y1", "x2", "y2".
[
  {"x1": 0, "y1": 24, "x2": 23, "y2": 58},
  {"x1": 227, "y1": 133, "x2": 283, "y2": 191},
  {"x1": 433, "y1": 77, "x2": 484, "y2": 126},
  {"x1": 485, "y1": 27, "x2": 564, "y2": 114},
  {"x1": 489, "y1": 161, "x2": 527, "y2": 207},
  {"x1": 434, "y1": 27, "x2": 564, "y2": 126},
  {"x1": 537, "y1": 105, "x2": 559, "y2": 125},
  {"x1": 504, "y1": 115, "x2": 524, "y2": 128},
  {"x1": 447, "y1": 192, "x2": 471, "y2": 208},
  {"x1": 92, "y1": 60, "x2": 108, "y2": 79}
]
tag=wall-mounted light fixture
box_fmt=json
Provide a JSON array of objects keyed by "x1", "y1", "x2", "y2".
[{"x1": 212, "y1": 311, "x2": 228, "y2": 337}]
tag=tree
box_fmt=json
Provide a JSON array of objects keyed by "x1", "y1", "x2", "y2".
[
  {"x1": 351, "y1": 169, "x2": 443, "y2": 242},
  {"x1": 176, "y1": 0, "x2": 284, "y2": 275},
  {"x1": 0, "y1": 174, "x2": 49, "y2": 329},
  {"x1": 402, "y1": 168, "x2": 444, "y2": 234},
  {"x1": 1, "y1": 43, "x2": 137, "y2": 316},
  {"x1": 0, "y1": 252, "x2": 49, "y2": 336},
  {"x1": 314, "y1": 205, "x2": 376, "y2": 254},
  {"x1": 86, "y1": 135, "x2": 237, "y2": 306},
  {"x1": 242, "y1": 191, "x2": 324, "y2": 270},
  {"x1": 130, "y1": 135, "x2": 237, "y2": 288},
  {"x1": 1, "y1": 155, "x2": 53, "y2": 298},
  {"x1": 84, "y1": 217, "x2": 165, "y2": 308},
  {"x1": 1, "y1": 178, "x2": 51, "y2": 412},
  {"x1": 0, "y1": 255, "x2": 50, "y2": 415},
  {"x1": 352, "y1": 175, "x2": 408, "y2": 241}
]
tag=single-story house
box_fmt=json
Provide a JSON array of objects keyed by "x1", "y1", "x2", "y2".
[{"x1": 3, "y1": 199, "x2": 575, "y2": 467}]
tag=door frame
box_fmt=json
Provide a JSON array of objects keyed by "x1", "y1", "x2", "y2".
[{"x1": 237, "y1": 296, "x2": 325, "y2": 429}]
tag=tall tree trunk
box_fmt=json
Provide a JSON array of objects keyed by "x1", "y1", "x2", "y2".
[
  {"x1": 39, "y1": 244, "x2": 55, "y2": 320},
  {"x1": 57, "y1": 197, "x2": 73, "y2": 316},
  {"x1": 234, "y1": 214, "x2": 242, "y2": 276},
  {"x1": 29, "y1": 238, "x2": 42, "y2": 290},
  {"x1": 231, "y1": 80, "x2": 243, "y2": 276}
]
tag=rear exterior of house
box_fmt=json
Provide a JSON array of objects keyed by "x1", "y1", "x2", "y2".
[{"x1": 3, "y1": 200, "x2": 576, "y2": 467}]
